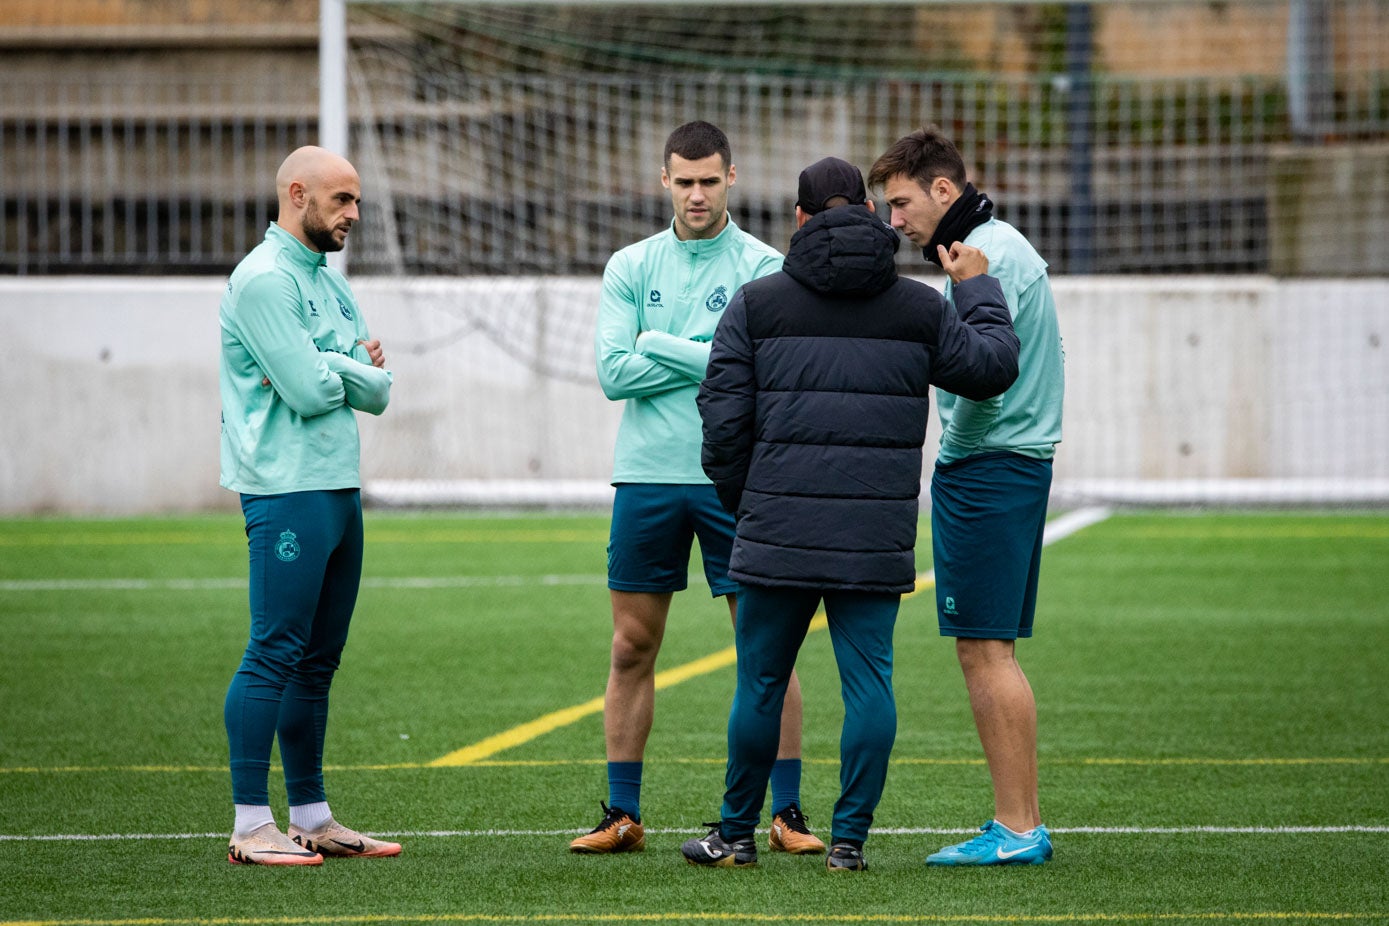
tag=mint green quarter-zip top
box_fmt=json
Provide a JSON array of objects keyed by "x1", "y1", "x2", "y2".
[
  {"x1": 939, "y1": 217, "x2": 1064, "y2": 465},
  {"x1": 219, "y1": 223, "x2": 391, "y2": 495},
  {"x1": 596, "y1": 217, "x2": 782, "y2": 484}
]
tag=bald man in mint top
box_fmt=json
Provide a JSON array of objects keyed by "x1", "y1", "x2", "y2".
[{"x1": 219, "y1": 145, "x2": 399, "y2": 867}]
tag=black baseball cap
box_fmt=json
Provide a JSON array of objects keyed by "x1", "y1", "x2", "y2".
[{"x1": 796, "y1": 156, "x2": 867, "y2": 214}]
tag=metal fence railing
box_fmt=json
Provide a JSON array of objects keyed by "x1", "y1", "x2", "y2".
[{"x1": 3, "y1": 67, "x2": 1385, "y2": 276}]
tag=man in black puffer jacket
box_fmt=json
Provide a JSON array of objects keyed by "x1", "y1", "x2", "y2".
[{"x1": 682, "y1": 157, "x2": 1019, "y2": 872}]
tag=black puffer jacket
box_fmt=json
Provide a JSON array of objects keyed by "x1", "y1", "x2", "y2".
[{"x1": 697, "y1": 205, "x2": 1019, "y2": 593}]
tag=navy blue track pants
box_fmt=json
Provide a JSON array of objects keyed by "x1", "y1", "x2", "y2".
[
  {"x1": 721, "y1": 583, "x2": 899, "y2": 844},
  {"x1": 225, "y1": 488, "x2": 363, "y2": 806}
]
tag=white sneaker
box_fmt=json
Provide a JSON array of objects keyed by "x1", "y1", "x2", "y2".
[
  {"x1": 228, "y1": 822, "x2": 323, "y2": 866},
  {"x1": 289, "y1": 819, "x2": 402, "y2": 858}
]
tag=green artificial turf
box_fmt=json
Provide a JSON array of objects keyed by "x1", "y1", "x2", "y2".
[{"x1": 1, "y1": 510, "x2": 1387, "y2": 925}]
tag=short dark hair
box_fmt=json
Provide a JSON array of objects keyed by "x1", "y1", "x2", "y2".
[
  {"x1": 664, "y1": 121, "x2": 732, "y2": 170},
  {"x1": 867, "y1": 125, "x2": 967, "y2": 193}
]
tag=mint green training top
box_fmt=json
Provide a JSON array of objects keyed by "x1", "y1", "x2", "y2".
[
  {"x1": 939, "y1": 217, "x2": 1065, "y2": 465},
  {"x1": 596, "y1": 217, "x2": 783, "y2": 484},
  {"x1": 219, "y1": 223, "x2": 392, "y2": 495}
]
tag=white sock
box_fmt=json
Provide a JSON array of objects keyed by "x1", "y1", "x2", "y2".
[
  {"x1": 233, "y1": 804, "x2": 275, "y2": 838},
  {"x1": 289, "y1": 801, "x2": 333, "y2": 833},
  {"x1": 995, "y1": 820, "x2": 1037, "y2": 838}
]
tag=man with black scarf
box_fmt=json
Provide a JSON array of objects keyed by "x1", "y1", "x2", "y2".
[
  {"x1": 684, "y1": 156, "x2": 1020, "y2": 872},
  {"x1": 869, "y1": 127, "x2": 1065, "y2": 867}
]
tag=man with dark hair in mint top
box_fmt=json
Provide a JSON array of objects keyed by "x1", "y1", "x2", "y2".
[
  {"x1": 219, "y1": 145, "x2": 398, "y2": 866},
  {"x1": 574, "y1": 121, "x2": 823, "y2": 857},
  {"x1": 870, "y1": 126, "x2": 1065, "y2": 868}
]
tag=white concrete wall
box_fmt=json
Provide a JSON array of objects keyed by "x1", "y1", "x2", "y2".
[{"x1": 1, "y1": 276, "x2": 1386, "y2": 514}]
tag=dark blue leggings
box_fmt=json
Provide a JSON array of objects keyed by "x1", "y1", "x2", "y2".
[
  {"x1": 721, "y1": 584, "x2": 899, "y2": 844},
  {"x1": 225, "y1": 489, "x2": 363, "y2": 806}
]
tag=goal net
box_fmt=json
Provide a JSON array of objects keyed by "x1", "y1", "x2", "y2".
[{"x1": 338, "y1": 0, "x2": 1389, "y2": 507}]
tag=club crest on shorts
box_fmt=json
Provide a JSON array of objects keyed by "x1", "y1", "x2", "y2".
[
  {"x1": 275, "y1": 529, "x2": 301, "y2": 562},
  {"x1": 705, "y1": 285, "x2": 729, "y2": 312}
]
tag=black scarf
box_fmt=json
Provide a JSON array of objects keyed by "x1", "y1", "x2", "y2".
[{"x1": 923, "y1": 183, "x2": 994, "y2": 267}]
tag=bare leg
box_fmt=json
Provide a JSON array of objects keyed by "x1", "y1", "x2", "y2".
[
  {"x1": 955, "y1": 637, "x2": 1040, "y2": 832},
  {"x1": 726, "y1": 593, "x2": 802, "y2": 760},
  {"x1": 604, "y1": 590, "x2": 672, "y2": 761}
]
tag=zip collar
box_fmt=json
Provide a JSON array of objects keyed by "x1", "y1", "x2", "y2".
[
  {"x1": 666, "y1": 214, "x2": 741, "y2": 257},
  {"x1": 267, "y1": 222, "x2": 328, "y2": 271}
]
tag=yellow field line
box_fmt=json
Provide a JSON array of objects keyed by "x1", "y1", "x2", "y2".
[
  {"x1": 1068, "y1": 757, "x2": 1389, "y2": 766},
  {"x1": 4, "y1": 755, "x2": 1385, "y2": 775},
  {"x1": 427, "y1": 574, "x2": 936, "y2": 767},
  {"x1": 426, "y1": 696, "x2": 606, "y2": 768},
  {"x1": 426, "y1": 621, "x2": 815, "y2": 767},
  {"x1": 425, "y1": 510, "x2": 1125, "y2": 766},
  {"x1": 2, "y1": 910, "x2": 1384, "y2": 925}
]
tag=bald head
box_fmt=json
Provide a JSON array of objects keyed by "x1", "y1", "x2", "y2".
[
  {"x1": 275, "y1": 146, "x2": 362, "y2": 253},
  {"x1": 277, "y1": 146, "x2": 356, "y2": 202}
]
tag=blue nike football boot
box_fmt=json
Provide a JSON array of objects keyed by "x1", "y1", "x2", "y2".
[{"x1": 926, "y1": 820, "x2": 1053, "y2": 866}]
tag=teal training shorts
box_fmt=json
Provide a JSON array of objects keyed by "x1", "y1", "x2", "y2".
[
  {"x1": 930, "y1": 452, "x2": 1052, "y2": 640},
  {"x1": 607, "y1": 483, "x2": 737, "y2": 596}
]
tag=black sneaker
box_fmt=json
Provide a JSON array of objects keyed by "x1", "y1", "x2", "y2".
[
  {"x1": 826, "y1": 841, "x2": 867, "y2": 871},
  {"x1": 680, "y1": 822, "x2": 757, "y2": 867}
]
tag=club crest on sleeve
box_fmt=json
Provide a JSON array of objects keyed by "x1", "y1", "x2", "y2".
[{"x1": 275, "y1": 530, "x2": 301, "y2": 563}]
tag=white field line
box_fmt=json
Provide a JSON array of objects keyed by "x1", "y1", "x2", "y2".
[
  {"x1": 1043, "y1": 505, "x2": 1114, "y2": 544},
  {"x1": 0, "y1": 575, "x2": 610, "y2": 592},
  {"x1": 3, "y1": 824, "x2": 1388, "y2": 843},
  {"x1": 1, "y1": 507, "x2": 1114, "y2": 594}
]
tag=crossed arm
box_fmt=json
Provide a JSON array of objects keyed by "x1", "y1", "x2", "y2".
[
  {"x1": 594, "y1": 256, "x2": 710, "y2": 400},
  {"x1": 236, "y1": 273, "x2": 391, "y2": 417}
]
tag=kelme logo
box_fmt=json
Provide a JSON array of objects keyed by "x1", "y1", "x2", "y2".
[
  {"x1": 705, "y1": 285, "x2": 729, "y2": 312},
  {"x1": 275, "y1": 529, "x2": 301, "y2": 563}
]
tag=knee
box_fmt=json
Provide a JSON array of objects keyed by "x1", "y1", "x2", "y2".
[
  {"x1": 844, "y1": 702, "x2": 897, "y2": 753},
  {"x1": 237, "y1": 644, "x2": 299, "y2": 688},
  {"x1": 955, "y1": 637, "x2": 1014, "y2": 674},
  {"x1": 288, "y1": 652, "x2": 342, "y2": 693},
  {"x1": 610, "y1": 627, "x2": 659, "y2": 675},
  {"x1": 739, "y1": 673, "x2": 792, "y2": 716}
]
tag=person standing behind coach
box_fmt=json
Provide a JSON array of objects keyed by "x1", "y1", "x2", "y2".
[
  {"x1": 869, "y1": 126, "x2": 1065, "y2": 867},
  {"x1": 219, "y1": 145, "x2": 398, "y2": 867},
  {"x1": 682, "y1": 157, "x2": 1020, "y2": 872},
  {"x1": 578, "y1": 121, "x2": 824, "y2": 857}
]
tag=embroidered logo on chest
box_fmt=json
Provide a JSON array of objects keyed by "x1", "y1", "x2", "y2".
[{"x1": 705, "y1": 285, "x2": 729, "y2": 312}]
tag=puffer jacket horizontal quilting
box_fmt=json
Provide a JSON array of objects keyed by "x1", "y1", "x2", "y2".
[
  {"x1": 726, "y1": 206, "x2": 937, "y2": 592},
  {"x1": 700, "y1": 205, "x2": 1019, "y2": 593}
]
